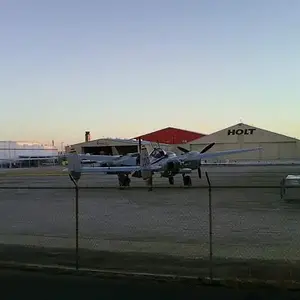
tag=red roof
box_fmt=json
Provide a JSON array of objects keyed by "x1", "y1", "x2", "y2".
[{"x1": 134, "y1": 127, "x2": 206, "y2": 144}]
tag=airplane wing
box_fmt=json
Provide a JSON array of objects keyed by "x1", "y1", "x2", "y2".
[
  {"x1": 79, "y1": 154, "x2": 121, "y2": 161},
  {"x1": 183, "y1": 147, "x2": 262, "y2": 161},
  {"x1": 79, "y1": 164, "x2": 164, "y2": 174},
  {"x1": 73, "y1": 165, "x2": 141, "y2": 174}
]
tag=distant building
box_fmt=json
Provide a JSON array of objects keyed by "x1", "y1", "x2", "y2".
[
  {"x1": 134, "y1": 127, "x2": 206, "y2": 145},
  {"x1": 188, "y1": 122, "x2": 300, "y2": 161},
  {"x1": 68, "y1": 128, "x2": 205, "y2": 156},
  {"x1": 66, "y1": 138, "x2": 170, "y2": 155},
  {"x1": 0, "y1": 141, "x2": 58, "y2": 160}
]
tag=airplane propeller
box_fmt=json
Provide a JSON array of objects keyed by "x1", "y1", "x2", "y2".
[
  {"x1": 177, "y1": 142, "x2": 215, "y2": 154},
  {"x1": 199, "y1": 142, "x2": 215, "y2": 154},
  {"x1": 177, "y1": 143, "x2": 215, "y2": 179},
  {"x1": 177, "y1": 146, "x2": 189, "y2": 153},
  {"x1": 198, "y1": 142, "x2": 215, "y2": 178}
]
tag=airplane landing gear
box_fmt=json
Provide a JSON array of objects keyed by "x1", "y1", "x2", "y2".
[
  {"x1": 168, "y1": 176, "x2": 174, "y2": 185},
  {"x1": 146, "y1": 176, "x2": 153, "y2": 191},
  {"x1": 118, "y1": 174, "x2": 131, "y2": 187},
  {"x1": 182, "y1": 174, "x2": 192, "y2": 187}
]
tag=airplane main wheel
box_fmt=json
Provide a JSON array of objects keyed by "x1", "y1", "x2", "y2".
[
  {"x1": 124, "y1": 177, "x2": 131, "y2": 186},
  {"x1": 183, "y1": 175, "x2": 192, "y2": 187},
  {"x1": 147, "y1": 177, "x2": 153, "y2": 191},
  {"x1": 168, "y1": 177, "x2": 174, "y2": 185},
  {"x1": 118, "y1": 175, "x2": 131, "y2": 187}
]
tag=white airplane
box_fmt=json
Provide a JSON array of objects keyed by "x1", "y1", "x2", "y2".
[
  {"x1": 66, "y1": 144, "x2": 262, "y2": 187},
  {"x1": 74, "y1": 145, "x2": 153, "y2": 166},
  {"x1": 78, "y1": 154, "x2": 121, "y2": 165},
  {"x1": 75, "y1": 146, "x2": 122, "y2": 165}
]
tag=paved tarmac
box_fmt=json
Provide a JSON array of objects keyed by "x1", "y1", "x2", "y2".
[{"x1": 0, "y1": 165, "x2": 300, "y2": 280}]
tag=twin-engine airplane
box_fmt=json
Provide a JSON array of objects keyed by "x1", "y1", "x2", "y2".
[
  {"x1": 75, "y1": 143, "x2": 215, "y2": 169},
  {"x1": 66, "y1": 144, "x2": 262, "y2": 187}
]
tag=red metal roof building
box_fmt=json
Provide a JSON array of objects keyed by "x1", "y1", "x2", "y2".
[{"x1": 134, "y1": 127, "x2": 206, "y2": 144}]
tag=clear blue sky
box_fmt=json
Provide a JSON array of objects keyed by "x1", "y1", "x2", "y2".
[{"x1": 1, "y1": 0, "x2": 299, "y2": 147}]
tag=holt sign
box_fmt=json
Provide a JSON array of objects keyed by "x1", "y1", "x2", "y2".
[{"x1": 227, "y1": 128, "x2": 256, "y2": 136}]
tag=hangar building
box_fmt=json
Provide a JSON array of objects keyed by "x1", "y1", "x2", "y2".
[
  {"x1": 134, "y1": 127, "x2": 206, "y2": 145},
  {"x1": 187, "y1": 123, "x2": 300, "y2": 161},
  {"x1": 66, "y1": 132, "x2": 170, "y2": 155}
]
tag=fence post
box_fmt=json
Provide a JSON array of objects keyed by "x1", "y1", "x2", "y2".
[
  {"x1": 205, "y1": 171, "x2": 213, "y2": 282},
  {"x1": 69, "y1": 174, "x2": 79, "y2": 270}
]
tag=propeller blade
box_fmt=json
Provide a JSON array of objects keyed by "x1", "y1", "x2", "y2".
[
  {"x1": 200, "y1": 142, "x2": 215, "y2": 154},
  {"x1": 198, "y1": 159, "x2": 202, "y2": 178},
  {"x1": 198, "y1": 167, "x2": 201, "y2": 178},
  {"x1": 177, "y1": 146, "x2": 189, "y2": 153}
]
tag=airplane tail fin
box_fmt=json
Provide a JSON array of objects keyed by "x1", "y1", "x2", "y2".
[
  {"x1": 140, "y1": 146, "x2": 151, "y2": 180},
  {"x1": 66, "y1": 148, "x2": 82, "y2": 181}
]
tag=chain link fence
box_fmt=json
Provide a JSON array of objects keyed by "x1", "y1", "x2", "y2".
[{"x1": 0, "y1": 174, "x2": 300, "y2": 283}]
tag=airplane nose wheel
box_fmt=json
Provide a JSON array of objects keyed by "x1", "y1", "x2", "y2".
[
  {"x1": 182, "y1": 175, "x2": 192, "y2": 187},
  {"x1": 168, "y1": 177, "x2": 174, "y2": 185},
  {"x1": 118, "y1": 174, "x2": 131, "y2": 187}
]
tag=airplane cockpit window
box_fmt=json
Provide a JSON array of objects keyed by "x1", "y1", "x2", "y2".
[{"x1": 150, "y1": 148, "x2": 166, "y2": 159}]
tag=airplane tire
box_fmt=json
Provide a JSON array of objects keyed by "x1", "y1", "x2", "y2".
[
  {"x1": 124, "y1": 177, "x2": 131, "y2": 186},
  {"x1": 118, "y1": 175, "x2": 130, "y2": 187},
  {"x1": 183, "y1": 175, "x2": 192, "y2": 187},
  {"x1": 168, "y1": 177, "x2": 174, "y2": 185}
]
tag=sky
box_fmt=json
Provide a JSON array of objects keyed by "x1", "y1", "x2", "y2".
[{"x1": 0, "y1": 0, "x2": 299, "y2": 148}]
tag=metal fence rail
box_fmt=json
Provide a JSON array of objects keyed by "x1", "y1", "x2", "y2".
[
  {"x1": 1, "y1": 185, "x2": 299, "y2": 189},
  {"x1": 0, "y1": 173, "x2": 300, "y2": 284}
]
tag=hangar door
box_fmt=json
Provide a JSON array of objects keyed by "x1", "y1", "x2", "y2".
[
  {"x1": 215, "y1": 143, "x2": 261, "y2": 161},
  {"x1": 191, "y1": 143, "x2": 261, "y2": 160},
  {"x1": 259, "y1": 143, "x2": 279, "y2": 160},
  {"x1": 278, "y1": 142, "x2": 297, "y2": 159},
  {"x1": 259, "y1": 142, "x2": 297, "y2": 160}
]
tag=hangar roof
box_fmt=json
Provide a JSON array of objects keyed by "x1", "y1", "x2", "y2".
[
  {"x1": 189, "y1": 122, "x2": 299, "y2": 144},
  {"x1": 134, "y1": 127, "x2": 206, "y2": 144}
]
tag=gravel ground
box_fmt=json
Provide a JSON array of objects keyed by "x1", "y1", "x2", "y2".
[{"x1": 0, "y1": 165, "x2": 300, "y2": 281}]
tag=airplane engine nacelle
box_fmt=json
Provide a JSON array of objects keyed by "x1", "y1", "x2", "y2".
[{"x1": 165, "y1": 159, "x2": 181, "y2": 173}]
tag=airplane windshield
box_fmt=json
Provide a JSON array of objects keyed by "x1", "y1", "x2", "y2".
[{"x1": 150, "y1": 149, "x2": 166, "y2": 159}]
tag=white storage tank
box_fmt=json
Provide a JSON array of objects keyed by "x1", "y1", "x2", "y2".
[{"x1": 0, "y1": 141, "x2": 58, "y2": 160}]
